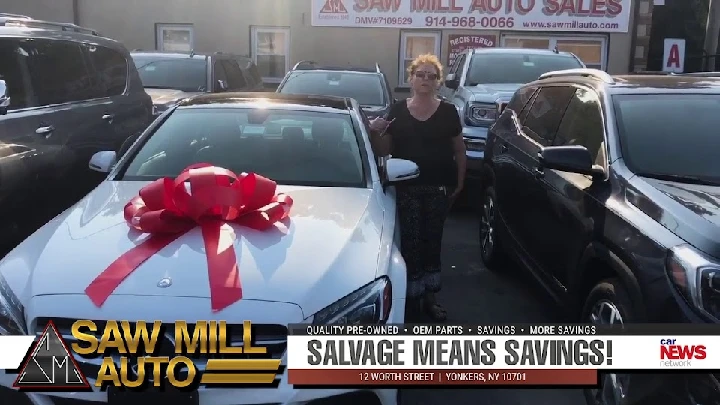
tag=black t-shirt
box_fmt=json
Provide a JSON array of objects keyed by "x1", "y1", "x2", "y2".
[{"x1": 387, "y1": 99, "x2": 462, "y2": 187}]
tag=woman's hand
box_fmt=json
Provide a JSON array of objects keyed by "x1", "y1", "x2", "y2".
[
  {"x1": 448, "y1": 182, "x2": 464, "y2": 204},
  {"x1": 369, "y1": 116, "x2": 392, "y2": 133}
]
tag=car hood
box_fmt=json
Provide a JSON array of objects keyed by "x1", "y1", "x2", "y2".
[
  {"x1": 145, "y1": 88, "x2": 202, "y2": 105},
  {"x1": 641, "y1": 177, "x2": 720, "y2": 257},
  {"x1": 467, "y1": 83, "x2": 523, "y2": 100},
  {"x1": 0, "y1": 182, "x2": 384, "y2": 317}
]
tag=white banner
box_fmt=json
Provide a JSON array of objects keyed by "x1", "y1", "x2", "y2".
[
  {"x1": 312, "y1": 0, "x2": 631, "y2": 33},
  {"x1": 288, "y1": 335, "x2": 720, "y2": 370}
]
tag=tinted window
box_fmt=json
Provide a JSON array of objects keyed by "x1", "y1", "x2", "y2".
[
  {"x1": 555, "y1": 88, "x2": 605, "y2": 163},
  {"x1": 614, "y1": 94, "x2": 720, "y2": 182},
  {"x1": 247, "y1": 63, "x2": 263, "y2": 84},
  {"x1": 132, "y1": 55, "x2": 207, "y2": 92},
  {"x1": 507, "y1": 86, "x2": 536, "y2": 115},
  {"x1": 88, "y1": 45, "x2": 128, "y2": 96},
  {"x1": 221, "y1": 60, "x2": 247, "y2": 90},
  {"x1": 522, "y1": 86, "x2": 574, "y2": 143},
  {"x1": 25, "y1": 40, "x2": 100, "y2": 105},
  {"x1": 213, "y1": 62, "x2": 228, "y2": 91},
  {"x1": 122, "y1": 108, "x2": 365, "y2": 187},
  {"x1": 466, "y1": 53, "x2": 583, "y2": 85},
  {"x1": 279, "y1": 72, "x2": 386, "y2": 106},
  {"x1": 0, "y1": 39, "x2": 33, "y2": 109}
]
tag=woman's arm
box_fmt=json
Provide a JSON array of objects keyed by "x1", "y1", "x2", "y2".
[{"x1": 453, "y1": 135, "x2": 467, "y2": 190}]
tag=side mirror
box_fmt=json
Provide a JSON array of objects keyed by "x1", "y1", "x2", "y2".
[
  {"x1": 89, "y1": 151, "x2": 117, "y2": 173},
  {"x1": 386, "y1": 158, "x2": 419, "y2": 183},
  {"x1": 0, "y1": 79, "x2": 9, "y2": 115},
  {"x1": 445, "y1": 73, "x2": 459, "y2": 90},
  {"x1": 393, "y1": 98, "x2": 398, "y2": 103},
  {"x1": 216, "y1": 79, "x2": 228, "y2": 92},
  {"x1": 538, "y1": 146, "x2": 604, "y2": 178}
]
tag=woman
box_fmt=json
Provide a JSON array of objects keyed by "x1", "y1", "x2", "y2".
[{"x1": 369, "y1": 54, "x2": 466, "y2": 321}]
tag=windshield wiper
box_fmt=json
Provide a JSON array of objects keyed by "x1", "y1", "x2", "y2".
[{"x1": 635, "y1": 172, "x2": 720, "y2": 186}]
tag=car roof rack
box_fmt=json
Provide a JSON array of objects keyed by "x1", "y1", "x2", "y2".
[
  {"x1": 539, "y1": 68, "x2": 614, "y2": 83},
  {"x1": 292, "y1": 60, "x2": 319, "y2": 70},
  {"x1": 629, "y1": 70, "x2": 676, "y2": 75},
  {"x1": 0, "y1": 15, "x2": 99, "y2": 35},
  {"x1": 678, "y1": 71, "x2": 720, "y2": 77}
]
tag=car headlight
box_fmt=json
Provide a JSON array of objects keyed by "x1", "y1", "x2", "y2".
[
  {"x1": 667, "y1": 244, "x2": 720, "y2": 320},
  {"x1": 0, "y1": 276, "x2": 27, "y2": 335},
  {"x1": 312, "y1": 277, "x2": 392, "y2": 325},
  {"x1": 466, "y1": 102, "x2": 498, "y2": 126}
]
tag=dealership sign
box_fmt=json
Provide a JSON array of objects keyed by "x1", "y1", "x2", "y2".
[
  {"x1": 313, "y1": 0, "x2": 631, "y2": 33},
  {"x1": 447, "y1": 34, "x2": 496, "y2": 66}
]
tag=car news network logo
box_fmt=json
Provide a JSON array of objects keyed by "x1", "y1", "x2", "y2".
[{"x1": 659, "y1": 338, "x2": 706, "y2": 367}]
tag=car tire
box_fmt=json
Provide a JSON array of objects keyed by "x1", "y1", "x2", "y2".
[
  {"x1": 581, "y1": 278, "x2": 658, "y2": 405},
  {"x1": 478, "y1": 186, "x2": 508, "y2": 270}
]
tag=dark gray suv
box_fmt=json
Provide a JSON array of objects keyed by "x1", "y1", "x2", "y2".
[
  {"x1": 131, "y1": 51, "x2": 265, "y2": 116},
  {"x1": 0, "y1": 14, "x2": 153, "y2": 249}
]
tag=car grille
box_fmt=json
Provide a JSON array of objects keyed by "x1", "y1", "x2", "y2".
[
  {"x1": 463, "y1": 136, "x2": 485, "y2": 152},
  {"x1": 34, "y1": 317, "x2": 287, "y2": 387}
]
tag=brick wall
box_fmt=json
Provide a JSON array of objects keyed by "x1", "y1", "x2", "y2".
[{"x1": 633, "y1": 0, "x2": 654, "y2": 71}]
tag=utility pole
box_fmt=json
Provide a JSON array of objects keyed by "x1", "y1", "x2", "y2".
[{"x1": 703, "y1": 0, "x2": 720, "y2": 70}]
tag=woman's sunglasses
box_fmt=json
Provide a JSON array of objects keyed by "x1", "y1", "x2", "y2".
[{"x1": 414, "y1": 71, "x2": 438, "y2": 80}]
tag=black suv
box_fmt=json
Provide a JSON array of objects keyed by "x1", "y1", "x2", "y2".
[
  {"x1": 0, "y1": 14, "x2": 153, "y2": 249},
  {"x1": 131, "y1": 51, "x2": 265, "y2": 116},
  {"x1": 481, "y1": 69, "x2": 720, "y2": 405},
  {"x1": 276, "y1": 61, "x2": 394, "y2": 119}
]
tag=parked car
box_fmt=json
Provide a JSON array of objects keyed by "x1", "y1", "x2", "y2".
[
  {"x1": 276, "y1": 61, "x2": 395, "y2": 119},
  {"x1": 0, "y1": 14, "x2": 153, "y2": 250},
  {"x1": 481, "y1": 69, "x2": 720, "y2": 405},
  {"x1": 131, "y1": 51, "x2": 265, "y2": 116},
  {"x1": 0, "y1": 92, "x2": 416, "y2": 405},
  {"x1": 440, "y1": 48, "x2": 585, "y2": 187}
]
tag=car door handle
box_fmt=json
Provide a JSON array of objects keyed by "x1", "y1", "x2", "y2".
[
  {"x1": 533, "y1": 167, "x2": 544, "y2": 178},
  {"x1": 499, "y1": 143, "x2": 508, "y2": 153},
  {"x1": 102, "y1": 114, "x2": 114, "y2": 121},
  {"x1": 35, "y1": 125, "x2": 54, "y2": 135}
]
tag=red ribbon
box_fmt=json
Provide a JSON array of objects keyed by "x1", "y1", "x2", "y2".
[{"x1": 84, "y1": 164, "x2": 293, "y2": 313}]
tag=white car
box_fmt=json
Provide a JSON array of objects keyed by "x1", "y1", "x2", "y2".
[{"x1": 0, "y1": 93, "x2": 419, "y2": 405}]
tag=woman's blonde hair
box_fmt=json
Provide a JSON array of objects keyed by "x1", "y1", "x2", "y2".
[{"x1": 407, "y1": 53, "x2": 444, "y2": 82}]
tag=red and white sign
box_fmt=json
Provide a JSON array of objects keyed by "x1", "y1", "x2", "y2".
[
  {"x1": 312, "y1": 0, "x2": 631, "y2": 33},
  {"x1": 447, "y1": 34, "x2": 496, "y2": 67},
  {"x1": 663, "y1": 38, "x2": 685, "y2": 73}
]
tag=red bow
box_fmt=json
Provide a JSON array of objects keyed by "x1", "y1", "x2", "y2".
[{"x1": 84, "y1": 164, "x2": 293, "y2": 312}]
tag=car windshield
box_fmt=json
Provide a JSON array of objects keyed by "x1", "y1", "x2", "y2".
[
  {"x1": 120, "y1": 108, "x2": 365, "y2": 187},
  {"x1": 466, "y1": 53, "x2": 583, "y2": 85},
  {"x1": 613, "y1": 94, "x2": 720, "y2": 184},
  {"x1": 132, "y1": 55, "x2": 207, "y2": 92},
  {"x1": 279, "y1": 72, "x2": 386, "y2": 106}
]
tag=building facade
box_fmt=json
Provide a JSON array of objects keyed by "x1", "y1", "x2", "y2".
[{"x1": 4, "y1": 0, "x2": 653, "y2": 92}]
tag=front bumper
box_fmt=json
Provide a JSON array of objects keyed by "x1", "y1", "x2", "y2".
[
  {"x1": 0, "y1": 293, "x2": 405, "y2": 405},
  {"x1": 462, "y1": 126, "x2": 488, "y2": 181}
]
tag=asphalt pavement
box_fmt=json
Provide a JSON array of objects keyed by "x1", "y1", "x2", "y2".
[{"x1": 400, "y1": 208, "x2": 585, "y2": 405}]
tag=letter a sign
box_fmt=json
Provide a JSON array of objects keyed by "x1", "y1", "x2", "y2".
[{"x1": 663, "y1": 38, "x2": 685, "y2": 73}]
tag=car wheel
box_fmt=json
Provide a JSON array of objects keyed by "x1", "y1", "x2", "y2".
[
  {"x1": 479, "y1": 186, "x2": 507, "y2": 269},
  {"x1": 581, "y1": 278, "x2": 656, "y2": 405}
]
